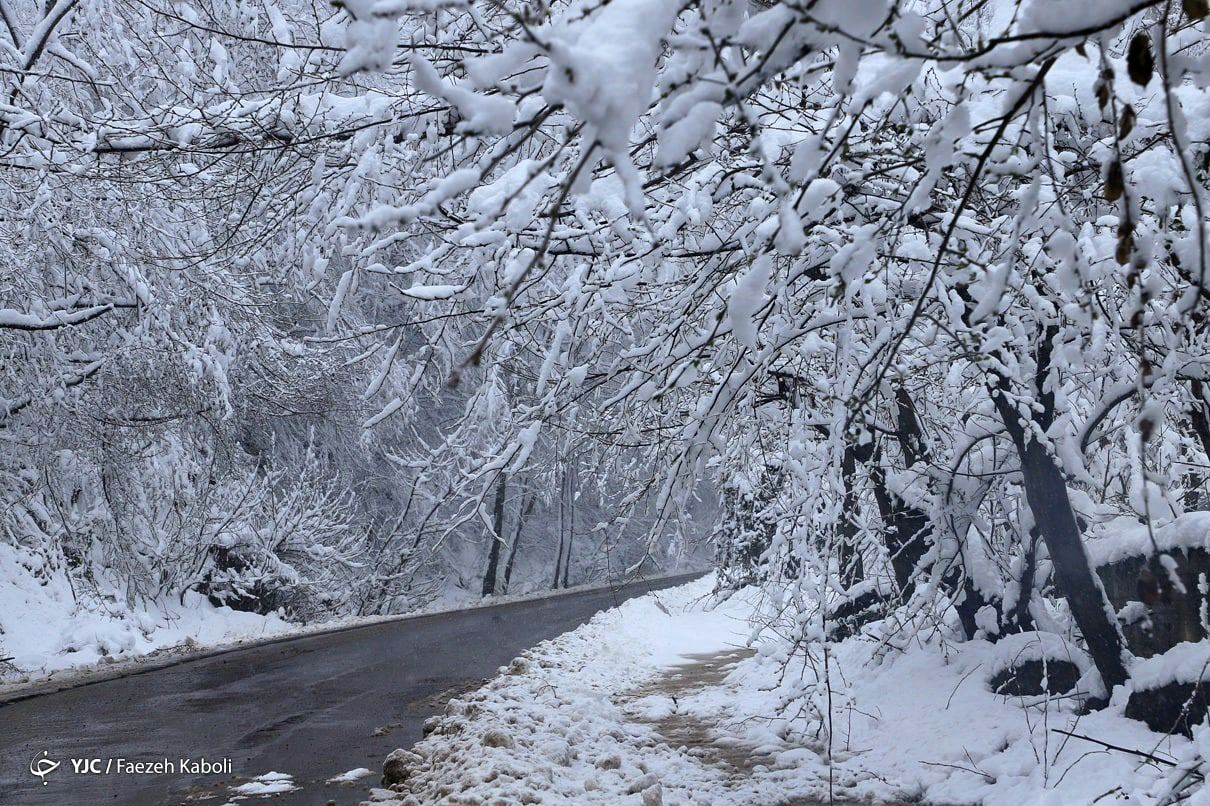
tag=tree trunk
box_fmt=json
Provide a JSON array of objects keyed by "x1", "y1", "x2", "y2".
[
  {"x1": 561, "y1": 463, "x2": 576, "y2": 589},
  {"x1": 838, "y1": 444, "x2": 865, "y2": 587},
  {"x1": 1192, "y1": 381, "x2": 1210, "y2": 460},
  {"x1": 866, "y1": 389, "x2": 1001, "y2": 639},
  {"x1": 881, "y1": 389, "x2": 936, "y2": 594},
  {"x1": 1006, "y1": 528, "x2": 1040, "y2": 633},
  {"x1": 866, "y1": 460, "x2": 929, "y2": 596},
  {"x1": 481, "y1": 472, "x2": 508, "y2": 597},
  {"x1": 502, "y1": 491, "x2": 536, "y2": 593},
  {"x1": 1017, "y1": 434, "x2": 1128, "y2": 691},
  {"x1": 552, "y1": 465, "x2": 567, "y2": 590},
  {"x1": 991, "y1": 344, "x2": 1129, "y2": 693},
  {"x1": 1186, "y1": 381, "x2": 1210, "y2": 510}
]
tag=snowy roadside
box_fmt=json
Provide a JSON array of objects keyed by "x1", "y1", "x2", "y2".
[
  {"x1": 0, "y1": 570, "x2": 700, "y2": 703},
  {"x1": 361, "y1": 574, "x2": 753, "y2": 806},
  {"x1": 365, "y1": 576, "x2": 1200, "y2": 806}
]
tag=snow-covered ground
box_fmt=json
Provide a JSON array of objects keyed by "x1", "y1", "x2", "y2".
[
  {"x1": 364, "y1": 575, "x2": 1202, "y2": 805},
  {"x1": 0, "y1": 541, "x2": 295, "y2": 687}
]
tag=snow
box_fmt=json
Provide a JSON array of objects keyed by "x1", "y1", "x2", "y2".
[
  {"x1": 656, "y1": 101, "x2": 722, "y2": 167},
  {"x1": 465, "y1": 159, "x2": 557, "y2": 228},
  {"x1": 1131, "y1": 642, "x2": 1210, "y2": 690},
  {"x1": 1018, "y1": 0, "x2": 1138, "y2": 36},
  {"x1": 540, "y1": 0, "x2": 681, "y2": 214},
  {"x1": 1085, "y1": 512, "x2": 1210, "y2": 568},
  {"x1": 231, "y1": 771, "x2": 297, "y2": 796},
  {"x1": 727, "y1": 256, "x2": 772, "y2": 350},
  {"x1": 328, "y1": 767, "x2": 374, "y2": 783},
  {"x1": 338, "y1": 0, "x2": 400, "y2": 75},
  {"x1": 0, "y1": 304, "x2": 113, "y2": 330},
  {"x1": 350, "y1": 169, "x2": 481, "y2": 230},
  {"x1": 0, "y1": 541, "x2": 291, "y2": 684},
  {"x1": 985, "y1": 629, "x2": 1093, "y2": 680},
  {"x1": 405, "y1": 53, "x2": 515, "y2": 135},
  {"x1": 366, "y1": 575, "x2": 748, "y2": 804},
  {"x1": 398, "y1": 283, "x2": 466, "y2": 301},
  {"x1": 369, "y1": 576, "x2": 1198, "y2": 806}
]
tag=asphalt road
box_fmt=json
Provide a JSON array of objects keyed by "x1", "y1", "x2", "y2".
[{"x1": 0, "y1": 573, "x2": 704, "y2": 805}]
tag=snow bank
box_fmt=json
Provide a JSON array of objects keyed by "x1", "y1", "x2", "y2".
[
  {"x1": 717, "y1": 632, "x2": 1177, "y2": 805},
  {"x1": 0, "y1": 541, "x2": 290, "y2": 682},
  {"x1": 372, "y1": 578, "x2": 1199, "y2": 805},
  {"x1": 328, "y1": 767, "x2": 374, "y2": 784},
  {"x1": 368, "y1": 575, "x2": 750, "y2": 804}
]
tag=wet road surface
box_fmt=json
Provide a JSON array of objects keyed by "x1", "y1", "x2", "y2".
[{"x1": 0, "y1": 573, "x2": 703, "y2": 805}]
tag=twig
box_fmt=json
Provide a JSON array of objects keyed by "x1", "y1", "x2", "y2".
[
  {"x1": 946, "y1": 662, "x2": 982, "y2": 710},
  {"x1": 919, "y1": 760, "x2": 995, "y2": 783},
  {"x1": 1050, "y1": 729, "x2": 1183, "y2": 770}
]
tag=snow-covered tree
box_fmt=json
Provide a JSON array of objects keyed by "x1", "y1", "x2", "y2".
[{"x1": 324, "y1": 0, "x2": 1210, "y2": 701}]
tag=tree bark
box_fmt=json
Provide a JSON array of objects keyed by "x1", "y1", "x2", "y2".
[
  {"x1": 882, "y1": 389, "x2": 937, "y2": 593},
  {"x1": 1017, "y1": 433, "x2": 1127, "y2": 691},
  {"x1": 1186, "y1": 381, "x2": 1210, "y2": 510},
  {"x1": 865, "y1": 389, "x2": 1002, "y2": 639},
  {"x1": 1006, "y1": 528, "x2": 1040, "y2": 632},
  {"x1": 561, "y1": 463, "x2": 576, "y2": 589},
  {"x1": 481, "y1": 472, "x2": 508, "y2": 597},
  {"x1": 502, "y1": 490, "x2": 536, "y2": 593},
  {"x1": 991, "y1": 334, "x2": 1129, "y2": 693},
  {"x1": 838, "y1": 444, "x2": 865, "y2": 587},
  {"x1": 552, "y1": 465, "x2": 567, "y2": 590}
]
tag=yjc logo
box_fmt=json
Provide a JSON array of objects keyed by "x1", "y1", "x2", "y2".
[{"x1": 29, "y1": 750, "x2": 59, "y2": 785}]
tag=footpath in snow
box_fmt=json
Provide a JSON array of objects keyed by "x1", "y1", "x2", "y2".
[{"x1": 364, "y1": 576, "x2": 1200, "y2": 805}]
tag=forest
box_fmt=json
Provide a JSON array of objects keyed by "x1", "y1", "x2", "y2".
[{"x1": 3, "y1": 0, "x2": 1210, "y2": 800}]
